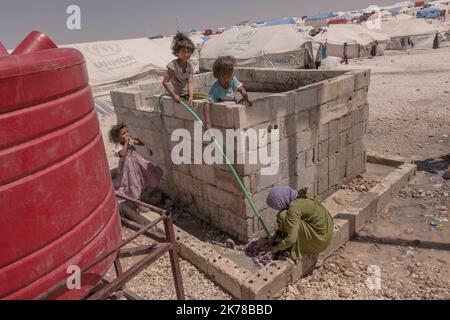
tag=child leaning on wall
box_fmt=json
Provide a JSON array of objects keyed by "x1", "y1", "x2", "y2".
[
  {"x1": 204, "y1": 56, "x2": 252, "y2": 129},
  {"x1": 109, "y1": 123, "x2": 163, "y2": 206},
  {"x1": 163, "y1": 32, "x2": 207, "y2": 107}
]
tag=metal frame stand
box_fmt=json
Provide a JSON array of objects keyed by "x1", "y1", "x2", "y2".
[{"x1": 36, "y1": 193, "x2": 185, "y2": 300}]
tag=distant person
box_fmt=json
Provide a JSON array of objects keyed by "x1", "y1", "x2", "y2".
[
  {"x1": 371, "y1": 41, "x2": 379, "y2": 57},
  {"x1": 205, "y1": 56, "x2": 252, "y2": 129},
  {"x1": 261, "y1": 187, "x2": 334, "y2": 261},
  {"x1": 341, "y1": 42, "x2": 349, "y2": 65},
  {"x1": 433, "y1": 32, "x2": 440, "y2": 49},
  {"x1": 110, "y1": 123, "x2": 163, "y2": 203},
  {"x1": 163, "y1": 32, "x2": 207, "y2": 107}
]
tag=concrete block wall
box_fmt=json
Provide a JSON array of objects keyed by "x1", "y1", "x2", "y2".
[{"x1": 111, "y1": 68, "x2": 370, "y2": 242}]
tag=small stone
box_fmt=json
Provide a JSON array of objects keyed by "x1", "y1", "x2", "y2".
[
  {"x1": 443, "y1": 134, "x2": 449, "y2": 138},
  {"x1": 288, "y1": 285, "x2": 297, "y2": 294},
  {"x1": 225, "y1": 238, "x2": 236, "y2": 249},
  {"x1": 344, "y1": 271, "x2": 355, "y2": 277},
  {"x1": 339, "y1": 289, "x2": 351, "y2": 298},
  {"x1": 405, "y1": 228, "x2": 414, "y2": 235},
  {"x1": 296, "y1": 284, "x2": 306, "y2": 294}
]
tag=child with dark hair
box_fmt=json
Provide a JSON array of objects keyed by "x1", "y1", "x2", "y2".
[
  {"x1": 109, "y1": 123, "x2": 163, "y2": 201},
  {"x1": 204, "y1": 56, "x2": 252, "y2": 128},
  {"x1": 163, "y1": 32, "x2": 206, "y2": 107}
]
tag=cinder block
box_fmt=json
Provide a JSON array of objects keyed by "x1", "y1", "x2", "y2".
[
  {"x1": 337, "y1": 74, "x2": 356, "y2": 97},
  {"x1": 329, "y1": 169, "x2": 339, "y2": 188},
  {"x1": 211, "y1": 102, "x2": 238, "y2": 128},
  {"x1": 271, "y1": 93, "x2": 296, "y2": 119},
  {"x1": 206, "y1": 256, "x2": 247, "y2": 299},
  {"x1": 294, "y1": 85, "x2": 319, "y2": 113},
  {"x1": 328, "y1": 136, "x2": 339, "y2": 155},
  {"x1": 241, "y1": 261, "x2": 293, "y2": 300},
  {"x1": 281, "y1": 112, "x2": 310, "y2": 138},
  {"x1": 111, "y1": 89, "x2": 144, "y2": 110},
  {"x1": 318, "y1": 141, "x2": 329, "y2": 162},
  {"x1": 190, "y1": 164, "x2": 216, "y2": 184},
  {"x1": 353, "y1": 69, "x2": 371, "y2": 91},
  {"x1": 328, "y1": 120, "x2": 339, "y2": 139},
  {"x1": 205, "y1": 184, "x2": 241, "y2": 212},
  {"x1": 236, "y1": 98, "x2": 272, "y2": 128},
  {"x1": 317, "y1": 159, "x2": 329, "y2": 178},
  {"x1": 318, "y1": 79, "x2": 338, "y2": 105},
  {"x1": 352, "y1": 139, "x2": 366, "y2": 157},
  {"x1": 338, "y1": 115, "x2": 352, "y2": 133},
  {"x1": 305, "y1": 148, "x2": 314, "y2": 168},
  {"x1": 329, "y1": 154, "x2": 337, "y2": 172},
  {"x1": 338, "y1": 130, "x2": 350, "y2": 150},
  {"x1": 319, "y1": 123, "x2": 329, "y2": 142}
]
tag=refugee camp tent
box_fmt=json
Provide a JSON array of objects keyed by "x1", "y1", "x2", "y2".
[
  {"x1": 379, "y1": 18, "x2": 443, "y2": 49},
  {"x1": 314, "y1": 24, "x2": 389, "y2": 58},
  {"x1": 64, "y1": 35, "x2": 205, "y2": 116},
  {"x1": 199, "y1": 25, "x2": 311, "y2": 71},
  {"x1": 417, "y1": 7, "x2": 442, "y2": 19},
  {"x1": 305, "y1": 12, "x2": 335, "y2": 27},
  {"x1": 263, "y1": 18, "x2": 296, "y2": 26}
]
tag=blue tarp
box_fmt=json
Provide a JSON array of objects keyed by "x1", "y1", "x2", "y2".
[
  {"x1": 263, "y1": 17, "x2": 296, "y2": 26},
  {"x1": 389, "y1": 7, "x2": 402, "y2": 15},
  {"x1": 306, "y1": 12, "x2": 335, "y2": 20},
  {"x1": 417, "y1": 7, "x2": 442, "y2": 19}
]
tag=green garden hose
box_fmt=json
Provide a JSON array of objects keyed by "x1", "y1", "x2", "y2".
[{"x1": 158, "y1": 93, "x2": 270, "y2": 237}]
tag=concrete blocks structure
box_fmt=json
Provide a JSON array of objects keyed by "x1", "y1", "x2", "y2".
[{"x1": 111, "y1": 68, "x2": 371, "y2": 242}]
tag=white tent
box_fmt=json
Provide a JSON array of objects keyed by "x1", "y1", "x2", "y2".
[
  {"x1": 379, "y1": 19, "x2": 443, "y2": 49},
  {"x1": 63, "y1": 35, "x2": 205, "y2": 116},
  {"x1": 314, "y1": 24, "x2": 390, "y2": 58},
  {"x1": 64, "y1": 35, "x2": 205, "y2": 89},
  {"x1": 199, "y1": 25, "x2": 311, "y2": 71}
]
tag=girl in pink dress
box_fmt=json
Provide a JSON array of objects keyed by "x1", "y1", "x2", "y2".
[{"x1": 109, "y1": 123, "x2": 163, "y2": 201}]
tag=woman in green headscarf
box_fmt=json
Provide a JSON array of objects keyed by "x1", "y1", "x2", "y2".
[{"x1": 264, "y1": 186, "x2": 334, "y2": 261}]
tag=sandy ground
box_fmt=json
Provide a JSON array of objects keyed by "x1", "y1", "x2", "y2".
[{"x1": 99, "y1": 45, "x2": 450, "y2": 300}]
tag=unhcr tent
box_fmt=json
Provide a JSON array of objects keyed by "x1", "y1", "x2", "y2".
[
  {"x1": 314, "y1": 24, "x2": 389, "y2": 58},
  {"x1": 64, "y1": 35, "x2": 205, "y2": 88},
  {"x1": 379, "y1": 18, "x2": 443, "y2": 49},
  {"x1": 199, "y1": 25, "x2": 311, "y2": 71},
  {"x1": 63, "y1": 35, "x2": 205, "y2": 116}
]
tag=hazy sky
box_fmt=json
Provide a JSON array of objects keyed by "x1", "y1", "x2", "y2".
[{"x1": 1, "y1": 0, "x2": 396, "y2": 48}]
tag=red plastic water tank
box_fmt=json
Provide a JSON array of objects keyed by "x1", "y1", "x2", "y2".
[{"x1": 0, "y1": 31, "x2": 122, "y2": 300}]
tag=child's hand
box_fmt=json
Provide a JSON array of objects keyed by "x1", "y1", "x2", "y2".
[
  {"x1": 188, "y1": 97, "x2": 194, "y2": 107},
  {"x1": 173, "y1": 95, "x2": 181, "y2": 104},
  {"x1": 239, "y1": 98, "x2": 253, "y2": 107}
]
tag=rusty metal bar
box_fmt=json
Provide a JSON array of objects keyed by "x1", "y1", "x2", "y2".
[
  {"x1": 101, "y1": 276, "x2": 145, "y2": 300},
  {"x1": 87, "y1": 243, "x2": 171, "y2": 300},
  {"x1": 34, "y1": 217, "x2": 162, "y2": 300},
  {"x1": 121, "y1": 217, "x2": 166, "y2": 243},
  {"x1": 163, "y1": 212, "x2": 185, "y2": 300},
  {"x1": 120, "y1": 245, "x2": 158, "y2": 258},
  {"x1": 115, "y1": 192, "x2": 169, "y2": 217}
]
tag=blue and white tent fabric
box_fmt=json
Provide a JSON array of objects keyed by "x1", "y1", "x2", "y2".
[
  {"x1": 263, "y1": 18, "x2": 296, "y2": 26},
  {"x1": 306, "y1": 12, "x2": 335, "y2": 20},
  {"x1": 417, "y1": 7, "x2": 443, "y2": 19}
]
